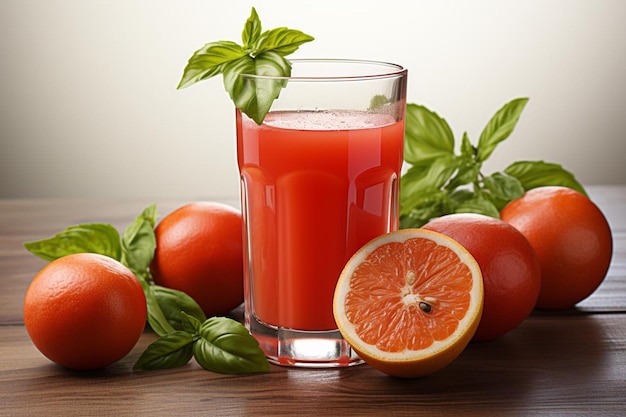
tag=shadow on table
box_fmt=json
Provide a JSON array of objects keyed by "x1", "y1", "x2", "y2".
[{"x1": 243, "y1": 314, "x2": 612, "y2": 415}]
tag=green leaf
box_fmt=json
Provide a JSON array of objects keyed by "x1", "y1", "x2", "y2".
[
  {"x1": 482, "y1": 172, "x2": 525, "y2": 202},
  {"x1": 253, "y1": 27, "x2": 315, "y2": 56},
  {"x1": 442, "y1": 133, "x2": 481, "y2": 191},
  {"x1": 120, "y1": 203, "x2": 157, "y2": 280},
  {"x1": 223, "y1": 51, "x2": 291, "y2": 124},
  {"x1": 177, "y1": 41, "x2": 247, "y2": 89},
  {"x1": 460, "y1": 132, "x2": 475, "y2": 159},
  {"x1": 177, "y1": 7, "x2": 314, "y2": 124},
  {"x1": 504, "y1": 160, "x2": 587, "y2": 196},
  {"x1": 453, "y1": 194, "x2": 501, "y2": 218},
  {"x1": 399, "y1": 213, "x2": 428, "y2": 229},
  {"x1": 401, "y1": 155, "x2": 460, "y2": 195},
  {"x1": 446, "y1": 162, "x2": 481, "y2": 191},
  {"x1": 193, "y1": 317, "x2": 270, "y2": 374},
  {"x1": 448, "y1": 188, "x2": 475, "y2": 206},
  {"x1": 403, "y1": 103, "x2": 455, "y2": 165},
  {"x1": 476, "y1": 98, "x2": 529, "y2": 162},
  {"x1": 142, "y1": 283, "x2": 177, "y2": 337},
  {"x1": 24, "y1": 223, "x2": 121, "y2": 262},
  {"x1": 180, "y1": 311, "x2": 203, "y2": 335},
  {"x1": 133, "y1": 331, "x2": 195, "y2": 370},
  {"x1": 242, "y1": 7, "x2": 262, "y2": 48},
  {"x1": 400, "y1": 155, "x2": 460, "y2": 215},
  {"x1": 399, "y1": 189, "x2": 451, "y2": 228},
  {"x1": 153, "y1": 285, "x2": 206, "y2": 332}
]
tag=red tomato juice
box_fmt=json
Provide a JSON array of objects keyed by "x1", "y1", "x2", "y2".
[{"x1": 237, "y1": 110, "x2": 404, "y2": 331}]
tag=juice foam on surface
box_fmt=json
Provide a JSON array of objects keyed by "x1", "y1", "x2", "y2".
[{"x1": 262, "y1": 110, "x2": 398, "y2": 131}]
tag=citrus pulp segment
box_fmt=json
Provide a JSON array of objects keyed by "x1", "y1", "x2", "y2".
[{"x1": 333, "y1": 229, "x2": 483, "y2": 378}]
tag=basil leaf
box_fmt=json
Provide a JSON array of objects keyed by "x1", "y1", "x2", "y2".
[
  {"x1": 400, "y1": 155, "x2": 459, "y2": 215},
  {"x1": 476, "y1": 98, "x2": 529, "y2": 162},
  {"x1": 193, "y1": 317, "x2": 270, "y2": 374},
  {"x1": 254, "y1": 27, "x2": 316, "y2": 56},
  {"x1": 504, "y1": 160, "x2": 587, "y2": 196},
  {"x1": 482, "y1": 172, "x2": 524, "y2": 202},
  {"x1": 403, "y1": 103, "x2": 455, "y2": 165},
  {"x1": 177, "y1": 41, "x2": 247, "y2": 89},
  {"x1": 399, "y1": 213, "x2": 430, "y2": 229},
  {"x1": 180, "y1": 311, "x2": 203, "y2": 335},
  {"x1": 460, "y1": 132, "x2": 475, "y2": 159},
  {"x1": 404, "y1": 156, "x2": 459, "y2": 189},
  {"x1": 120, "y1": 203, "x2": 157, "y2": 280},
  {"x1": 449, "y1": 188, "x2": 475, "y2": 206},
  {"x1": 223, "y1": 51, "x2": 291, "y2": 124},
  {"x1": 177, "y1": 7, "x2": 313, "y2": 125},
  {"x1": 242, "y1": 7, "x2": 262, "y2": 48},
  {"x1": 24, "y1": 223, "x2": 121, "y2": 262},
  {"x1": 446, "y1": 162, "x2": 480, "y2": 191},
  {"x1": 133, "y1": 331, "x2": 195, "y2": 370},
  {"x1": 142, "y1": 283, "x2": 176, "y2": 337},
  {"x1": 153, "y1": 285, "x2": 206, "y2": 332},
  {"x1": 399, "y1": 189, "x2": 450, "y2": 228},
  {"x1": 453, "y1": 194, "x2": 501, "y2": 218}
]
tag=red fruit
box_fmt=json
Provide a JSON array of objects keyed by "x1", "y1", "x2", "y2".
[
  {"x1": 501, "y1": 186, "x2": 613, "y2": 310},
  {"x1": 423, "y1": 213, "x2": 541, "y2": 341},
  {"x1": 150, "y1": 202, "x2": 244, "y2": 317}
]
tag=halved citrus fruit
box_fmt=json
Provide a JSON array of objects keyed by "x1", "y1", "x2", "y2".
[{"x1": 333, "y1": 229, "x2": 483, "y2": 378}]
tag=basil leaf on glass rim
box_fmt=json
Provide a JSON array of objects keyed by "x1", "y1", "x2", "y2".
[{"x1": 177, "y1": 7, "x2": 314, "y2": 124}]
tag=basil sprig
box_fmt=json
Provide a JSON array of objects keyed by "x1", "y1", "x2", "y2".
[
  {"x1": 177, "y1": 7, "x2": 314, "y2": 124},
  {"x1": 400, "y1": 98, "x2": 587, "y2": 228},
  {"x1": 24, "y1": 204, "x2": 269, "y2": 374},
  {"x1": 134, "y1": 313, "x2": 270, "y2": 374}
]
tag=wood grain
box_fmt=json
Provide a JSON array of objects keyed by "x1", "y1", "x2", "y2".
[
  {"x1": 1, "y1": 314, "x2": 624, "y2": 417},
  {"x1": 1, "y1": 187, "x2": 625, "y2": 416}
]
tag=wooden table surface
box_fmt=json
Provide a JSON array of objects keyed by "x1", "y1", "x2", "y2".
[{"x1": 1, "y1": 186, "x2": 625, "y2": 416}]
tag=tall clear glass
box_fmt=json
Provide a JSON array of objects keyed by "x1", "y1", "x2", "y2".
[{"x1": 236, "y1": 59, "x2": 407, "y2": 367}]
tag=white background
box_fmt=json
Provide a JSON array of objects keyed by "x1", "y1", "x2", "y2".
[{"x1": 1, "y1": 0, "x2": 625, "y2": 199}]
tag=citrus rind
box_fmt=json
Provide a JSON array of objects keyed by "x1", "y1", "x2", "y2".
[{"x1": 333, "y1": 228, "x2": 483, "y2": 378}]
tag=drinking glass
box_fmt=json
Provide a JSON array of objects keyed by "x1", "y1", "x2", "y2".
[{"x1": 236, "y1": 59, "x2": 407, "y2": 367}]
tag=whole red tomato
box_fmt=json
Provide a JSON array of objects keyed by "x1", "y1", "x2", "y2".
[
  {"x1": 150, "y1": 202, "x2": 244, "y2": 317},
  {"x1": 423, "y1": 213, "x2": 541, "y2": 341},
  {"x1": 501, "y1": 186, "x2": 613, "y2": 310}
]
